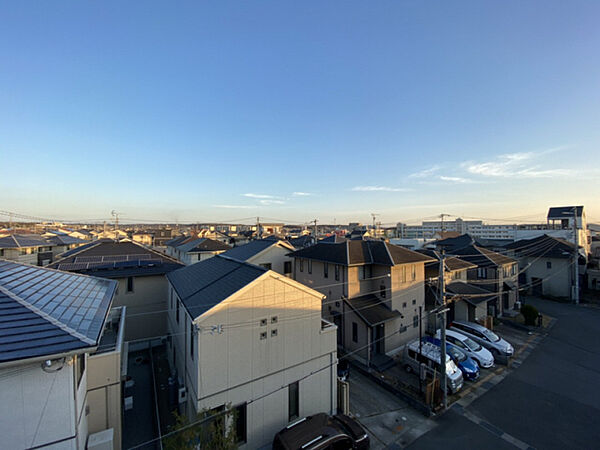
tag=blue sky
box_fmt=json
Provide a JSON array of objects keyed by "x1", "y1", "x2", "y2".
[{"x1": 1, "y1": 1, "x2": 599, "y2": 225}]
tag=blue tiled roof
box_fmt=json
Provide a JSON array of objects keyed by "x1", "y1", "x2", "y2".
[
  {"x1": 167, "y1": 255, "x2": 266, "y2": 319},
  {"x1": 221, "y1": 239, "x2": 289, "y2": 262},
  {"x1": 0, "y1": 234, "x2": 49, "y2": 249},
  {"x1": 0, "y1": 260, "x2": 117, "y2": 364}
]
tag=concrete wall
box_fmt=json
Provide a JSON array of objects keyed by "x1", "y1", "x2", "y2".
[
  {"x1": 169, "y1": 273, "x2": 337, "y2": 449},
  {"x1": 0, "y1": 356, "x2": 88, "y2": 450},
  {"x1": 112, "y1": 275, "x2": 168, "y2": 341}
]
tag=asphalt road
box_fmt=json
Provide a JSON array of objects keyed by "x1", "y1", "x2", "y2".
[{"x1": 408, "y1": 298, "x2": 600, "y2": 450}]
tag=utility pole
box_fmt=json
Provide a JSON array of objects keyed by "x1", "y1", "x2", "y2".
[
  {"x1": 313, "y1": 219, "x2": 318, "y2": 241},
  {"x1": 419, "y1": 305, "x2": 423, "y2": 395},
  {"x1": 371, "y1": 213, "x2": 379, "y2": 238},
  {"x1": 439, "y1": 249, "x2": 448, "y2": 410},
  {"x1": 440, "y1": 213, "x2": 450, "y2": 236},
  {"x1": 256, "y1": 217, "x2": 261, "y2": 240},
  {"x1": 573, "y1": 207, "x2": 579, "y2": 304}
]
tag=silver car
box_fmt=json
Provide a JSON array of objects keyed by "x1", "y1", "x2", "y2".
[
  {"x1": 449, "y1": 321, "x2": 514, "y2": 357},
  {"x1": 436, "y1": 329, "x2": 495, "y2": 369}
]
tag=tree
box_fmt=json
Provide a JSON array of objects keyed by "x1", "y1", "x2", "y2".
[{"x1": 163, "y1": 404, "x2": 238, "y2": 450}]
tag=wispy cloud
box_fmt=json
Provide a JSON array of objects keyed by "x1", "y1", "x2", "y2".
[
  {"x1": 463, "y1": 147, "x2": 573, "y2": 178},
  {"x1": 351, "y1": 186, "x2": 410, "y2": 192},
  {"x1": 213, "y1": 204, "x2": 254, "y2": 209},
  {"x1": 259, "y1": 199, "x2": 285, "y2": 205},
  {"x1": 243, "y1": 193, "x2": 278, "y2": 199},
  {"x1": 409, "y1": 165, "x2": 440, "y2": 178},
  {"x1": 439, "y1": 176, "x2": 474, "y2": 183},
  {"x1": 292, "y1": 192, "x2": 313, "y2": 197}
]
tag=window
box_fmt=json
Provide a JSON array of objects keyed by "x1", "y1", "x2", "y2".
[
  {"x1": 170, "y1": 289, "x2": 173, "y2": 309},
  {"x1": 546, "y1": 261, "x2": 552, "y2": 269},
  {"x1": 271, "y1": 329, "x2": 278, "y2": 337},
  {"x1": 412, "y1": 299, "x2": 416, "y2": 305},
  {"x1": 190, "y1": 323, "x2": 194, "y2": 360},
  {"x1": 380, "y1": 285, "x2": 386, "y2": 298},
  {"x1": 299, "y1": 259, "x2": 304, "y2": 272},
  {"x1": 289, "y1": 381, "x2": 299, "y2": 421},
  {"x1": 335, "y1": 265, "x2": 340, "y2": 281},
  {"x1": 352, "y1": 322, "x2": 358, "y2": 343},
  {"x1": 127, "y1": 276, "x2": 134, "y2": 293},
  {"x1": 324, "y1": 263, "x2": 329, "y2": 278},
  {"x1": 512, "y1": 265, "x2": 517, "y2": 275},
  {"x1": 401, "y1": 266, "x2": 407, "y2": 283},
  {"x1": 413, "y1": 315, "x2": 419, "y2": 328},
  {"x1": 271, "y1": 316, "x2": 278, "y2": 324},
  {"x1": 176, "y1": 300, "x2": 180, "y2": 324},
  {"x1": 477, "y1": 267, "x2": 486, "y2": 278},
  {"x1": 260, "y1": 331, "x2": 267, "y2": 340},
  {"x1": 402, "y1": 302, "x2": 407, "y2": 308},
  {"x1": 260, "y1": 263, "x2": 272, "y2": 270},
  {"x1": 234, "y1": 403, "x2": 247, "y2": 444},
  {"x1": 361, "y1": 265, "x2": 372, "y2": 280},
  {"x1": 260, "y1": 318, "x2": 267, "y2": 326},
  {"x1": 411, "y1": 264, "x2": 416, "y2": 281},
  {"x1": 284, "y1": 261, "x2": 292, "y2": 274},
  {"x1": 399, "y1": 325, "x2": 407, "y2": 333},
  {"x1": 76, "y1": 354, "x2": 85, "y2": 388},
  {"x1": 308, "y1": 259, "x2": 312, "y2": 274}
]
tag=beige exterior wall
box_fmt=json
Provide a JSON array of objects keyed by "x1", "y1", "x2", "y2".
[
  {"x1": 0, "y1": 248, "x2": 39, "y2": 265},
  {"x1": 524, "y1": 257, "x2": 571, "y2": 298},
  {"x1": 113, "y1": 275, "x2": 168, "y2": 341},
  {"x1": 248, "y1": 245, "x2": 294, "y2": 277},
  {"x1": 294, "y1": 259, "x2": 347, "y2": 318},
  {"x1": 168, "y1": 272, "x2": 337, "y2": 449}
]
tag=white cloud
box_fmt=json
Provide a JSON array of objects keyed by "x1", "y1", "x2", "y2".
[
  {"x1": 409, "y1": 165, "x2": 440, "y2": 178},
  {"x1": 292, "y1": 192, "x2": 313, "y2": 197},
  {"x1": 351, "y1": 186, "x2": 410, "y2": 192},
  {"x1": 439, "y1": 176, "x2": 473, "y2": 183},
  {"x1": 463, "y1": 147, "x2": 573, "y2": 179},
  {"x1": 243, "y1": 193, "x2": 278, "y2": 199},
  {"x1": 213, "y1": 204, "x2": 254, "y2": 209},
  {"x1": 259, "y1": 199, "x2": 285, "y2": 205}
]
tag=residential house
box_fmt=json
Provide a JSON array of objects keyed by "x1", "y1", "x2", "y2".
[
  {"x1": 547, "y1": 205, "x2": 590, "y2": 255},
  {"x1": 506, "y1": 234, "x2": 577, "y2": 299},
  {"x1": 69, "y1": 229, "x2": 94, "y2": 241},
  {"x1": 171, "y1": 237, "x2": 231, "y2": 265},
  {"x1": 435, "y1": 234, "x2": 519, "y2": 317},
  {"x1": 131, "y1": 232, "x2": 154, "y2": 246},
  {"x1": 152, "y1": 228, "x2": 174, "y2": 247},
  {"x1": 44, "y1": 234, "x2": 88, "y2": 261},
  {"x1": 48, "y1": 239, "x2": 184, "y2": 341},
  {"x1": 0, "y1": 260, "x2": 122, "y2": 450},
  {"x1": 166, "y1": 256, "x2": 337, "y2": 449},
  {"x1": 221, "y1": 239, "x2": 296, "y2": 277},
  {"x1": 290, "y1": 240, "x2": 435, "y2": 369},
  {"x1": 0, "y1": 234, "x2": 54, "y2": 266}
]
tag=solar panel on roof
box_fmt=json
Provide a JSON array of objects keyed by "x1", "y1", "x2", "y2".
[
  {"x1": 86, "y1": 261, "x2": 116, "y2": 269},
  {"x1": 139, "y1": 259, "x2": 163, "y2": 266},
  {"x1": 75, "y1": 255, "x2": 104, "y2": 263},
  {"x1": 127, "y1": 254, "x2": 152, "y2": 260},
  {"x1": 114, "y1": 260, "x2": 139, "y2": 268},
  {"x1": 58, "y1": 263, "x2": 90, "y2": 271}
]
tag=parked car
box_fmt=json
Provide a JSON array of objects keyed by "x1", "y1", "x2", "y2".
[
  {"x1": 437, "y1": 329, "x2": 495, "y2": 369},
  {"x1": 273, "y1": 413, "x2": 369, "y2": 450},
  {"x1": 449, "y1": 320, "x2": 514, "y2": 357},
  {"x1": 337, "y1": 359, "x2": 350, "y2": 381},
  {"x1": 403, "y1": 339, "x2": 464, "y2": 393},
  {"x1": 422, "y1": 336, "x2": 480, "y2": 381}
]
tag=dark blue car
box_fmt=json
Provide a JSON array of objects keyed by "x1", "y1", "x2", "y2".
[{"x1": 423, "y1": 336, "x2": 480, "y2": 381}]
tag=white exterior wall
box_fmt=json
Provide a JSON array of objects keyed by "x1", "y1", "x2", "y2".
[
  {"x1": 0, "y1": 248, "x2": 39, "y2": 265},
  {"x1": 169, "y1": 273, "x2": 337, "y2": 449},
  {"x1": 248, "y1": 245, "x2": 294, "y2": 277},
  {"x1": 524, "y1": 257, "x2": 571, "y2": 298},
  {"x1": 0, "y1": 356, "x2": 88, "y2": 450}
]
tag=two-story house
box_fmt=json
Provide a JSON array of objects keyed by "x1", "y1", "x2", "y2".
[
  {"x1": 170, "y1": 237, "x2": 231, "y2": 265},
  {"x1": 166, "y1": 255, "x2": 337, "y2": 449},
  {"x1": 290, "y1": 240, "x2": 434, "y2": 369},
  {"x1": 0, "y1": 260, "x2": 122, "y2": 450},
  {"x1": 221, "y1": 239, "x2": 295, "y2": 277}
]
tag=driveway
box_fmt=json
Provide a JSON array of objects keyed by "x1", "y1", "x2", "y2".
[{"x1": 409, "y1": 297, "x2": 600, "y2": 449}]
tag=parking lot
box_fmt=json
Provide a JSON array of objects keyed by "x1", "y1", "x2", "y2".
[{"x1": 348, "y1": 319, "x2": 547, "y2": 448}]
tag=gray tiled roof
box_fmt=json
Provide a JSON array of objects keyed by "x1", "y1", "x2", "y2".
[
  {"x1": 221, "y1": 239, "x2": 291, "y2": 262},
  {"x1": 167, "y1": 255, "x2": 267, "y2": 319},
  {"x1": 0, "y1": 260, "x2": 117, "y2": 364},
  {"x1": 0, "y1": 234, "x2": 49, "y2": 249},
  {"x1": 177, "y1": 238, "x2": 231, "y2": 254},
  {"x1": 506, "y1": 234, "x2": 575, "y2": 259},
  {"x1": 45, "y1": 235, "x2": 88, "y2": 246},
  {"x1": 344, "y1": 294, "x2": 401, "y2": 326},
  {"x1": 446, "y1": 281, "x2": 496, "y2": 306},
  {"x1": 290, "y1": 241, "x2": 434, "y2": 266}
]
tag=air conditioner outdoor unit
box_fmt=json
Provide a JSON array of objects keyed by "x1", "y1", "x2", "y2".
[{"x1": 178, "y1": 386, "x2": 188, "y2": 404}]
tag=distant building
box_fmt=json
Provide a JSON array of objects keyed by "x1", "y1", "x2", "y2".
[
  {"x1": 0, "y1": 234, "x2": 54, "y2": 266},
  {"x1": 169, "y1": 237, "x2": 231, "y2": 265}
]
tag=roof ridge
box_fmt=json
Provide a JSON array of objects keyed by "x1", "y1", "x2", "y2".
[
  {"x1": 383, "y1": 241, "x2": 395, "y2": 265},
  {"x1": 0, "y1": 284, "x2": 95, "y2": 346},
  {"x1": 365, "y1": 240, "x2": 374, "y2": 264}
]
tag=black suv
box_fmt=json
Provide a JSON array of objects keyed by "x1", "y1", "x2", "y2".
[{"x1": 273, "y1": 413, "x2": 369, "y2": 450}]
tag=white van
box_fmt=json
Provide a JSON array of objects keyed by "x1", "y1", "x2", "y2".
[
  {"x1": 403, "y1": 339, "x2": 464, "y2": 393},
  {"x1": 437, "y1": 329, "x2": 495, "y2": 369}
]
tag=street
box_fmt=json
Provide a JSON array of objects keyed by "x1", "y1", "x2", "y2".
[{"x1": 409, "y1": 298, "x2": 600, "y2": 449}]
